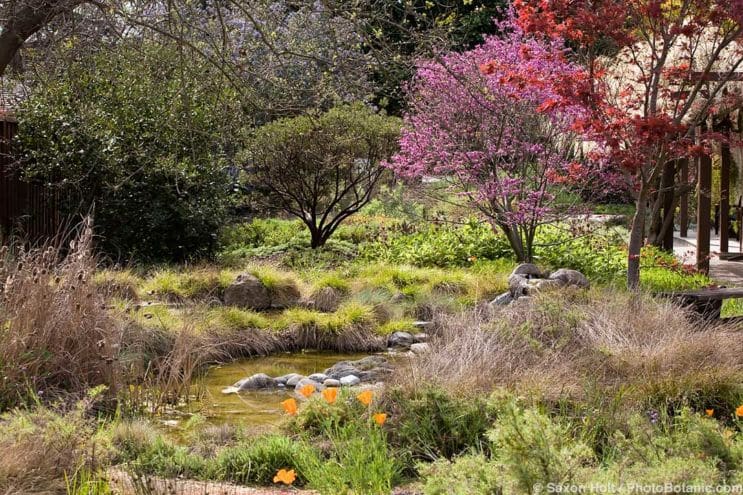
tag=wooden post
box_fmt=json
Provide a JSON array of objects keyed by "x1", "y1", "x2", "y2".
[
  {"x1": 721, "y1": 141, "x2": 731, "y2": 253},
  {"x1": 679, "y1": 158, "x2": 689, "y2": 237},
  {"x1": 698, "y1": 150, "x2": 712, "y2": 274}
]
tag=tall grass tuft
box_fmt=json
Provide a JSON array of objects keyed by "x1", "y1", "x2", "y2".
[{"x1": 0, "y1": 223, "x2": 126, "y2": 409}]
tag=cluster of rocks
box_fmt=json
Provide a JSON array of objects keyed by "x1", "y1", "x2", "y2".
[
  {"x1": 490, "y1": 263, "x2": 589, "y2": 306},
  {"x1": 224, "y1": 356, "x2": 393, "y2": 394},
  {"x1": 386, "y1": 329, "x2": 431, "y2": 354}
]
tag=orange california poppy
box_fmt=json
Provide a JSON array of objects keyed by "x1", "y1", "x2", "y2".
[
  {"x1": 736, "y1": 405, "x2": 743, "y2": 418},
  {"x1": 281, "y1": 398, "x2": 298, "y2": 415},
  {"x1": 706, "y1": 409, "x2": 714, "y2": 417},
  {"x1": 356, "y1": 390, "x2": 373, "y2": 406},
  {"x1": 322, "y1": 387, "x2": 338, "y2": 404},
  {"x1": 373, "y1": 412, "x2": 387, "y2": 426},
  {"x1": 298, "y1": 384, "x2": 316, "y2": 398},
  {"x1": 273, "y1": 468, "x2": 296, "y2": 485}
]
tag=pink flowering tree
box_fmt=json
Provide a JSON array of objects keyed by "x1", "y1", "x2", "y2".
[{"x1": 388, "y1": 23, "x2": 590, "y2": 262}]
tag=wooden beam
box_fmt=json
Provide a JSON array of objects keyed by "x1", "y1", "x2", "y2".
[
  {"x1": 679, "y1": 158, "x2": 689, "y2": 237},
  {"x1": 690, "y1": 71, "x2": 743, "y2": 82},
  {"x1": 698, "y1": 151, "x2": 712, "y2": 274},
  {"x1": 721, "y1": 142, "x2": 731, "y2": 253}
]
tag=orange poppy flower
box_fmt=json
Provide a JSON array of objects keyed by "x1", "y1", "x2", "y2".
[
  {"x1": 322, "y1": 387, "x2": 338, "y2": 404},
  {"x1": 299, "y1": 384, "x2": 316, "y2": 398},
  {"x1": 356, "y1": 390, "x2": 373, "y2": 406},
  {"x1": 281, "y1": 398, "x2": 298, "y2": 415},
  {"x1": 373, "y1": 412, "x2": 387, "y2": 426},
  {"x1": 273, "y1": 468, "x2": 296, "y2": 485},
  {"x1": 706, "y1": 409, "x2": 714, "y2": 417},
  {"x1": 736, "y1": 405, "x2": 743, "y2": 418}
]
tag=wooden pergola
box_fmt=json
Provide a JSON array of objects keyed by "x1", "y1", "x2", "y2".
[{"x1": 675, "y1": 72, "x2": 743, "y2": 274}]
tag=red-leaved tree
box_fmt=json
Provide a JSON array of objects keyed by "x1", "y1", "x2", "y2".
[
  {"x1": 512, "y1": 0, "x2": 743, "y2": 289},
  {"x1": 388, "y1": 23, "x2": 590, "y2": 262}
]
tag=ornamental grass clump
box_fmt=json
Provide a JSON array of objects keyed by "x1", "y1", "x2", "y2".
[
  {"x1": 398, "y1": 289, "x2": 743, "y2": 418},
  {"x1": 0, "y1": 224, "x2": 127, "y2": 409}
]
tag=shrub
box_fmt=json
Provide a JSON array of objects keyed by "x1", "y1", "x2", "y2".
[
  {"x1": 384, "y1": 388, "x2": 496, "y2": 465},
  {"x1": 18, "y1": 43, "x2": 239, "y2": 262},
  {"x1": 419, "y1": 455, "x2": 502, "y2": 495},
  {"x1": 301, "y1": 420, "x2": 400, "y2": 495},
  {"x1": 488, "y1": 397, "x2": 594, "y2": 492},
  {"x1": 215, "y1": 434, "x2": 317, "y2": 486},
  {"x1": 0, "y1": 390, "x2": 111, "y2": 494}
]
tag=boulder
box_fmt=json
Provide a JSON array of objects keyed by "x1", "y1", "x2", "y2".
[
  {"x1": 489, "y1": 292, "x2": 513, "y2": 306},
  {"x1": 236, "y1": 373, "x2": 276, "y2": 390},
  {"x1": 271, "y1": 283, "x2": 302, "y2": 309},
  {"x1": 508, "y1": 274, "x2": 531, "y2": 297},
  {"x1": 511, "y1": 263, "x2": 544, "y2": 278},
  {"x1": 548, "y1": 269, "x2": 590, "y2": 289},
  {"x1": 413, "y1": 333, "x2": 429, "y2": 342},
  {"x1": 340, "y1": 375, "x2": 361, "y2": 386},
  {"x1": 388, "y1": 331, "x2": 415, "y2": 348},
  {"x1": 410, "y1": 342, "x2": 431, "y2": 354},
  {"x1": 323, "y1": 379, "x2": 341, "y2": 387},
  {"x1": 312, "y1": 287, "x2": 342, "y2": 312},
  {"x1": 324, "y1": 361, "x2": 360, "y2": 380},
  {"x1": 223, "y1": 274, "x2": 271, "y2": 310}
]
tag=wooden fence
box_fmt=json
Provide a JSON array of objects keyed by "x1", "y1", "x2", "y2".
[{"x1": 0, "y1": 117, "x2": 59, "y2": 243}]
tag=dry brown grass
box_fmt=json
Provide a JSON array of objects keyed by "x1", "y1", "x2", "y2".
[
  {"x1": 397, "y1": 289, "x2": 743, "y2": 409},
  {"x1": 0, "y1": 223, "x2": 127, "y2": 409}
]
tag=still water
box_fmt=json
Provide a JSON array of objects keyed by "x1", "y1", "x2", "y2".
[{"x1": 183, "y1": 351, "x2": 371, "y2": 429}]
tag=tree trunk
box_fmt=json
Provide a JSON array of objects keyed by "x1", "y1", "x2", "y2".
[
  {"x1": 0, "y1": 1, "x2": 80, "y2": 77},
  {"x1": 627, "y1": 190, "x2": 648, "y2": 291}
]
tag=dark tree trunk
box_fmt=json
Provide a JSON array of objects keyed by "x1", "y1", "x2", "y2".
[{"x1": 0, "y1": 1, "x2": 82, "y2": 77}]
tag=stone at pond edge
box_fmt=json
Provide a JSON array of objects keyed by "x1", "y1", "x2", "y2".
[
  {"x1": 286, "y1": 374, "x2": 304, "y2": 387},
  {"x1": 276, "y1": 373, "x2": 302, "y2": 385},
  {"x1": 294, "y1": 377, "x2": 324, "y2": 392},
  {"x1": 236, "y1": 373, "x2": 277, "y2": 390},
  {"x1": 308, "y1": 373, "x2": 328, "y2": 382},
  {"x1": 340, "y1": 375, "x2": 361, "y2": 386},
  {"x1": 410, "y1": 342, "x2": 431, "y2": 354},
  {"x1": 388, "y1": 331, "x2": 415, "y2": 348},
  {"x1": 223, "y1": 274, "x2": 271, "y2": 310}
]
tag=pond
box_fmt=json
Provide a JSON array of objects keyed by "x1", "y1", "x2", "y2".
[{"x1": 174, "y1": 351, "x2": 372, "y2": 430}]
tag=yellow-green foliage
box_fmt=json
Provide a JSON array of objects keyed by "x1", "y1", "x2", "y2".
[
  {"x1": 141, "y1": 268, "x2": 236, "y2": 300},
  {"x1": 132, "y1": 305, "x2": 183, "y2": 332},
  {"x1": 205, "y1": 307, "x2": 271, "y2": 332},
  {"x1": 312, "y1": 273, "x2": 351, "y2": 293},
  {"x1": 378, "y1": 320, "x2": 416, "y2": 336},
  {"x1": 275, "y1": 302, "x2": 376, "y2": 333},
  {"x1": 247, "y1": 265, "x2": 300, "y2": 293},
  {"x1": 93, "y1": 269, "x2": 142, "y2": 299}
]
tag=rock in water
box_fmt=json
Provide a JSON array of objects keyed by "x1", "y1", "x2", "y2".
[
  {"x1": 223, "y1": 274, "x2": 271, "y2": 310},
  {"x1": 236, "y1": 373, "x2": 276, "y2": 390}
]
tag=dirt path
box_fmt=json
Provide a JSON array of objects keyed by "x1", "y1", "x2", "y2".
[{"x1": 107, "y1": 470, "x2": 318, "y2": 495}]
